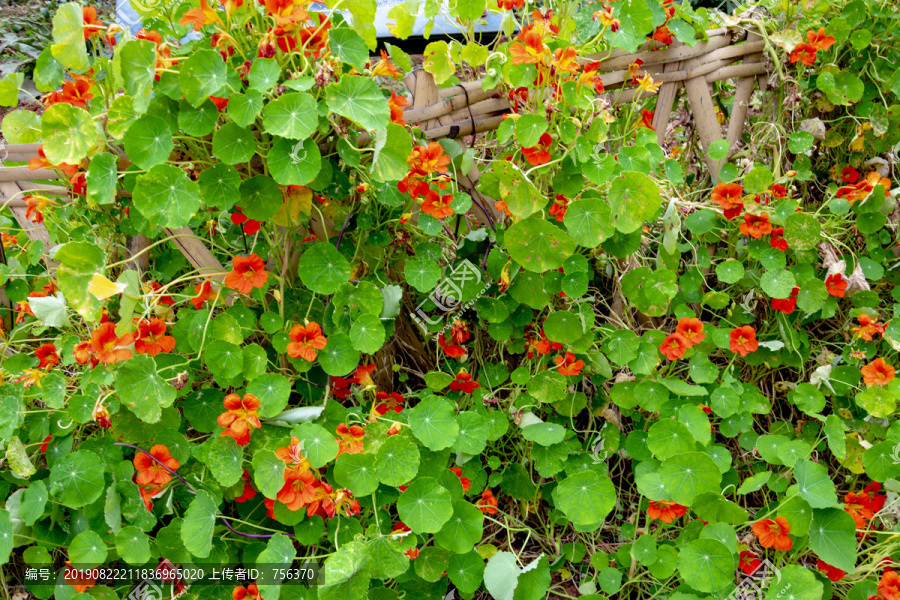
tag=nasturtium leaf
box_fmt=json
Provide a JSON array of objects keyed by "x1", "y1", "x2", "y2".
[
  {"x1": 761, "y1": 269, "x2": 797, "y2": 299},
  {"x1": 797, "y1": 278, "x2": 828, "y2": 313},
  {"x1": 349, "y1": 314, "x2": 385, "y2": 354},
  {"x1": 0, "y1": 510, "x2": 12, "y2": 564},
  {"x1": 212, "y1": 122, "x2": 257, "y2": 165},
  {"x1": 261, "y1": 92, "x2": 318, "y2": 139},
  {"x1": 256, "y1": 534, "x2": 297, "y2": 600},
  {"x1": 375, "y1": 435, "x2": 420, "y2": 486},
  {"x1": 318, "y1": 541, "x2": 371, "y2": 600},
  {"x1": 0, "y1": 73, "x2": 21, "y2": 107},
  {"x1": 647, "y1": 419, "x2": 696, "y2": 459},
  {"x1": 777, "y1": 494, "x2": 813, "y2": 537},
  {"x1": 318, "y1": 333, "x2": 359, "y2": 376},
  {"x1": 125, "y1": 115, "x2": 174, "y2": 170},
  {"x1": 1, "y1": 109, "x2": 40, "y2": 144},
  {"x1": 247, "y1": 373, "x2": 291, "y2": 418},
  {"x1": 116, "y1": 526, "x2": 151, "y2": 565},
  {"x1": 777, "y1": 440, "x2": 812, "y2": 468},
  {"x1": 659, "y1": 452, "x2": 722, "y2": 505},
  {"x1": 227, "y1": 90, "x2": 264, "y2": 127},
  {"x1": 744, "y1": 167, "x2": 774, "y2": 195},
  {"x1": 856, "y1": 386, "x2": 896, "y2": 418},
  {"x1": 50, "y1": 3, "x2": 89, "y2": 71},
  {"x1": 607, "y1": 171, "x2": 662, "y2": 234},
  {"x1": 522, "y1": 422, "x2": 566, "y2": 447},
  {"x1": 677, "y1": 539, "x2": 735, "y2": 593},
  {"x1": 808, "y1": 508, "x2": 857, "y2": 572},
  {"x1": 543, "y1": 312, "x2": 584, "y2": 345},
  {"x1": 177, "y1": 100, "x2": 218, "y2": 136},
  {"x1": 784, "y1": 213, "x2": 821, "y2": 251},
  {"x1": 41, "y1": 103, "x2": 96, "y2": 165},
  {"x1": 334, "y1": 452, "x2": 379, "y2": 497},
  {"x1": 454, "y1": 411, "x2": 490, "y2": 455},
  {"x1": 366, "y1": 532, "x2": 410, "y2": 580},
  {"x1": 435, "y1": 500, "x2": 484, "y2": 554},
  {"x1": 329, "y1": 28, "x2": 368, "y2": 71},
  {"x1": 765, "y1": 566, "x2": 823, "y2": 600},
  {"x1": 181, "y1": 490, "x2": 218, "y2": 558},
  {"x1": 396, "y1": 477, "x2": 454, "y2": 533},
  {"x1": 716, "y1": 260, "x2": 745, "y2": 284},
  {"x1": 789, "y1": 382, "x2": 826, "y2": 415},
  {"x1": 609, "y1": 0, "x2": 655, "y2": 52},
  {"x1": 448, "y1": 551, "x2": 485, "y2": 595},
  {"x1": 553, "y1": 471, "x2": 616, "y2": 527},
  {"x1": 678, "y1": 405, "x2": 711, "y2": 446},
  {"x1": 863, "y1": 441, "x2": 900, "y2": 482},
  {"x1": 291, "y1": 423, "x2": 340, "y2": 468},
  {"x1": 372, "y1": 123, "x2": 413, "y2": 183},
  {"x1": 737, "y1": 471, "x2": 771, "y2": 495},
  {"x1": 423, "y1": 40, "x2": 454, "y2": 83},
  {"x1": 115, "y1": 354, "x2": 178, "y2": 424},
  {"x1": 179, "y1": 49, "x2": 227, "y2": 106},
  {"x1": 86, "y1": 152, "x2": 118, "y2": 206},
  {"x1": 516, "y1": 114, "x2": 548, "y2": 148},
  {"x1": 299, "y1": 243, "x2": 352, "y2": 295},
  {"x1": 817, "y1": 70, "x2": 864, "y2": 105},
  {"x1": 49, "y1": 450, "x2": 105, "y2": 508},
  {"x1": 204, "y1": 340, "x2": 244, "y2": 381},
  {"x1": 409, "y1": 397, "x2": 459, "y2": 451},
  {"x1": 252, "y1": 450, "x2": 284, "y2": 499},
  {"x1": 69, "y1": 530, "x2": 107, "y2": 568},
  {"x1": 249, "y1": 58, "x2": 280, "y2": 91},
  {"x1": 602, "y1": 330, "x2": 640, "y2": 365},
  {"x1": 239, "y1": 175, "x2": 282, "y2": 221},
  {"x1": 133, "y1": 164, "x2": 201, "y2": 229},
  {"x1": 326, "y1": 75, "x2": 390, "y2": 131},
  {"x1": 206, "y1": 435, "x2": 244, "y2": 488},
  {"x1": 405, "y1": 260, "x2": 442, "y2": 292},
  {"x1": 795, "y1": 459, "x2": 839, "y2": 508},
  {"x1": 506, "y1": 217, "x2": 576, "y2": 273}
]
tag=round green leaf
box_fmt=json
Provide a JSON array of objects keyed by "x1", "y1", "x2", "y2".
[
  {"x1": 179, "y1": 49, "x2": 226, "y2": 106},
  {"x1": 795, "y1": 459, "x2": 839, "y2": 508},
  {"x1": 178, "y1": 99, "x2": 218, "y2": 136},
  {"x1": 181, "y1": 490, "x2": 218, "y2": 559},
  {"x1": 115, "y1": 354, "x2": 178, "y2": 424},
  {"x1": 252, "y1": 450, "x2": 284, "y2": 499},
  {"x1": 86, "y1": 152, "x2": 118, "y2": 206},
  {"x1": 447, "y1": 551, "x2": 485, "y2": 595},
  {"x1": 405, "y1": 260, "x2": 442, "y2": 292},
  {"x1": 203, "y1": 340, "x2": 244, "y2": 380},
  {"x1": 213, "y1": 122, "x2": 257, "y2": 165},
  {"x1": 41, "y1": 103, "x2": 97, "y2": 165},
  {"x1": 349, "y1": 314, "x2": 386, "y2": 354},
  {"x1": 325, "y1": 75, "x2": 390, "y2": 131},
  {"x1": 228, "y1": 90, "x2": 264, "y2": 127},
  {"x1": 69, "y1": 530, "x2": 107, "y2": 568},
  {"x1": 760, "y1": 269, "x2": 797, "y2": 299},
  {"x1": 206, "y1": 435, "x2": 244, "y2": 488},
  {"x1": 318, "y1": 333, "x2": 359, "y2": 376},
  {"x1": 522, "y1": 422, "x2": 566, "y2": 447},
  {"x1": 49, "y1": 452, "x2": 104, "y2": 509},
  {"x1": 808, "y1": 508, "x2": 857, "y2": 572},
  {"x1": 268, "y1": 137, "x2": 321, "y2": 186},
  {"x1": 434, "y1": 500, "x2": 484, "y2": 554},
  {"x1": 715, "y1": 259, "x2": 744, "y2": 284},
  {"x1": 125, "y1": 115, "x2": 173, "y2": 170},
  {"x1": 261, "y1": 92, "x2": 318, "y2": 140},
  {"x1": 408, "y1": 397, "x2": 460, "y2": 451},
  {"x1": 396, "y1": 477, "x2": 454, "y2": 534},
  {"x1": 298, "y1": 243, "x2": 352, "y2": 295},
  {"x1": 454, "y1": 411, "x2": 490, "y2": 455},
  {"x1": 506, "y1": 217, "x2": 576, "y2": 273},
  {"x1": 249, "y1": 58, "x2": 280, "y2": 91},
  {"x1": 784, "y1": 213, "x2": 821, "y2": 251},
  {"x1": 374, "y1": 435, "x2": 421, "y2": 487},
  {"x1": 543, "y1": 311, "x2": 584, "y2": 345},
  {"x1": 247, "y1": 373, "x2": 291, "y2": 418},
  {"x1": 334, "y1": 452, "x2": 380, "y2": 497},
  {"x1": 198, "y1": 163, "x2": 241, "y2": 211},
  {"x1": 291, "y1": 422, "x2": 340, "y2": 468},
  {"x1": 239, "y1": 175, "x2": 282, "y2": 221},
  {"x1": 677, "y1": 539, "x2": 735, "y2": 593},
  {"x1": 116, "y1": 526, "x2": 151, "y2": 565},
  {"x1": 553, "y1": 470, "x2": 616, "y2": 527},
  {"x1": 133, "y1": 164, "x2": 201, "y2": 229},
  {"x1": 607, "y1": 171, "x2": 662, "y2": 234},
  {"x1": 647, "y1": 419, "x2": 696, "y2": 460},
  {"x1": 658, "y1": 452, "x2": 722, "y2": 504},
  {"x1": 765, "y1": 565, "x2": 823, "y2": 600}
]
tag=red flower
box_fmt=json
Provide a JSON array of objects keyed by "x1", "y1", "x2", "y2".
[
  {"x1": 210, "y1": 96, "x2": 229, "y2": 111},
  {"x1": 134, "y1": 318, "x2": 176, "y2": 356},
  {"x1": 771, "y1": 286, "x2": 799, "y2": 315},
  {"x1": 336, "y1": 423, "x2": 365, "y2": 456},
  {"x1": 231, "y1": 207, "x2": 262, "y2": 235},
  {"x1": 191, "y1": 280, "x2": 215, "y2": 309},
  {"x1": 232, "y1": 583, "x2": 262, "y2": 600},
  {"x1": 862, "y1": 358, "x2": 895, "y2": 386},
  {"x1": 438, "y1": 332, "x2": 467, "y2": 358},
  {"x1": 752, "y1": 517, "x2": 792, "y2": 550},
  {"x1": 422, "y1": 190, "x2": 455, "y2": 220},
  {"x1": 816, "y1": 559, "x2": 845, "y2": 582},
  {"x1": 477, "y1": 489, "x2": 499, "y2": 514},
  {"x1": 224, "y1": 254, "x2": 269, "y2": 294},
  {"x1": 497, "y1": 0, "x2": 524, "y2": 9},
  {"x1": 739, "y1": 551, "x2": 761, "y2": 576},
  {"x1": 449, "y1": 372, "x2": 480, "y2": 393},
  {"x1": 354, "y1": 364, "x2": 376, "y2": 387},
  {"x1": 82, "y1": 6, "x2": 104, "y2": 39},
  {"x1": 235, "y1": 470, "x2": 258, "y2": 503},
  {"x1": 789, "y1": 43, "x2": 818, "y2": 66},
  {"x1": 449, "y1": 467, "x2": 471, "y2": 492},
  {"x1": 739, "y1": 213, "x2": 773, "y2": 238},
  {"x1": 660, "y1": 332, "x2": 690, "y2": 361},
  {"x1": 64, "y1": 561, "x2": 97, "y2": 593},
  {"x1": 73, "y1": 341, "x2": 96, "y2": 367},
  {"x1": 39, "y1": 435, "x2": 52, "y2": 453},
  {"x1": 287, "y1": 322, "x2": 327, "y2": 362},
  {"x1": 675, "y1": 318, "x2": 705, "y2": 347},
  {"x1": 90, "y1": 322, "x2": 134, "y2": 364},
  {"x1": 825, "y1": 273, "x2": 847, "y2": 298},
  {"x1": 522, "y1": 133, "x2": 552, "y2": 166},
  {"x1": 218, "y1": 393, "x2": 262, "y2": 446},
  {"x1": 771, "y1": 184, "x2": 787, "y2": 199},
  {"x1": 841, "y1": 166, "x2": 860, "y2": 183},
  {"x1": 729, "y1": 326, "x2": 759, "y2": 357},
  {"x1": 375, "y1": 391, "x2": 405, "y2": 415},
  {"x1": 770, "y1": 227, "x2": 788, "y2": 251},
  {"x1": 35, "y1": 343, "x2": 59, "y2": 369},
  {"x1": 331, "y1": 376, "x2": 357, "y2": 400},
  {"x1": 549, "y1": 194, "x2": 569, "y2": 222},
  {"x1": 854, "y1": 314, "x2": 885, "y2": 342},
  {"x1": 556, "y1": 352, "x2": 584, "y2": 375},
  {"x1": 133, "y1": 445, "x2": 179, "y2": 487},
  {"x1": 388, "y1": 90, "x2": 408, "y2": 126},
  {"x1": 806, "y1": 28, "x2": 836, "y2": 51},
  {"x1": 711, "y1": 182, "x2": 744, "y2": 220},
  {"x1": 636, "y1": 108, "x2": 655, "y2": 131},
  {"x1": 647, "y1": 500, "x2": 687, "y2": 523}
]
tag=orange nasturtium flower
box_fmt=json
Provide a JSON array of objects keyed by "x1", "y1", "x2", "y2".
[
  {"x1": 82, "y1": 6, "x2": 104, "y2": 39},
  {"x1": 371, "y1": 50, "x2": 402, "y2": 78},
  {"x1": 825, "y1": 273, "x2": 847, "y2": 298},
  {"x1": 789, "y1": 43, "x2": 818, "y2": 66},
  {"x1": 355, "y1": 363, "x2": 376, "y2": 387},
  {"x1": 388, "y1": 90, "x2": 408, "y2": 126},
  {"x1": 816, "y1": 559, "x2": 845, "y2": 582},
  {"x1": 552, "y1": 46, "x2": 579, "y2": 74},
  {"x1": 224, "y1": 253, "x2": 269, "y2": 294},
  {"x1": 192, "y1": 279, "x2": 216, "y2": 309},
  {"x1": 729, "y1": 326, "x2": 759, "y2": 357},
  {"x1": 675, "y1": 318, "x2": 705, "y2": 347},
  {"x1": 375, "y1": 391, "x2": 405, "y2": 415},
  {"x1": 408, "y1": 142, "x2": 451, "y2": 176},
  {"x1": 336, "y1": 423, "x2": 365, "y2": 456},
  {"x1": 233, "y1": 583, "x2": 263, "y2": 600},
  {"x1": 24, "y1": 195, "x2": 56, "y2": 224},
  {"x1": 556, "y1": 352, "x2": 585, "y2": 375},
  {"x1": 659, "y1": 332, "x2": 690, "y2": 361},
  {"x1": 477, "y1": 489, "x2": 499, "y2": 514},
  {"x1": 35, "y1": 343, "x2": 59, "y2": 369},
  {"x1": 449, "y1": 467, "x2": 471, "y2": 492},
  {"x1": 450, "y1": 372, "x2": 480, "y2": 393},
  {"x1": 806, "y1": 27, "x2": 836, "y2": 51},
  {"x1": 710, "y1": 182, "x2": 744, "y2": 220},
  {"x1": 235, "y1": 470, "x2": 258, "y2": 503},
  {"x1": 287, "y1": 322, "x2": 328, "y2": 361},
  {"x1": 64, "y1": 562, "x2": 96, "y2": 593},
  {"x1": 522, "y1": 132, "x2": 553, "y2": 166},
  {"x1": 861, "y1": 358, "x2": 896, "y2": 386},
  {"x1": 179, "y1": 0, "x2": 223, "y2": 31},
  {"x1": 647, "y1": 500, "x2": 686, "y2": 523},
  {"x1": 509, "y1": 25, "x2": 547, "y2": 66},
  {"x1": 854, "y1": 314, "x2": 885, "y2": 342},
  {"x1": 134, "y1": 444, "x2": 180, "y2": 486},
  {"x1": 91, "y1": 322, "x2": 135, "y2": 364},
  {"x1": 218, "y1": 393, "x2": 262, "y2": 446},
  {"x1": 752, "y1": 517, "x2": 793, "y2": 550},
  {"x1": 422, "y1": 190, "x2": 455, "y2": 220},
  {"x1": 739, "y1": 213, "x2": 773, "y2": 238},
  {"x1": 134, "y1": 318, "x2": 176, "y2": 356},
  {"x1": 277, "y1": 435, "x2": 313, "y2": 477}
]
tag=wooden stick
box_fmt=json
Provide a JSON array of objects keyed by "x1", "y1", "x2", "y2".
[
  {"x1": 16, "y1": 182, "x2": 69, "y2": 195},
  {"x1": 0, "y1": 166, "x2": 59, "y2": 182},
  {"x1": 707, "y1": 62, "x2": 767, "y2": 82},
  {"x1": 402, "y1": 85, "x2": 498, "y2": 125},
  {"x1": 445, "y1": 97, "x2": 510, "y2": 123},
  {"x1": 423, "y1": 115, "x2": 505, "y2": 140},
  {"x1": 726, "y1": 29, "x2": 764, "y2": 150},
  {"x1": 652, "y1": 40, "x2": 687, "y2": 145},
  {"x1": 586, "y1": 32, "x2": 733, "y2": 72},
  {"x1": 438, "y1": 80, "x2": 484, "y2": 99},
  {"x1": 682, "y1": 53, "x2": 726, "y2": 181}
]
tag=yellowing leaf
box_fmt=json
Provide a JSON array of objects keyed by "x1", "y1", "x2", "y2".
[
  {"x1": 272, "y1": 186, "x2": 312, "y2": 227},
  {"x1": 88, "y1": 274, "x2": 127, "y2": 300}
]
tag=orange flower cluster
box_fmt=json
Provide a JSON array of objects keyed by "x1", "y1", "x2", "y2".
[
  {"x1": 872, "y1": 569, "x2": 900, "y2": 600},
  {"x1": 836, "y1": 171, "x2": 892, "y2": 204},
  {"x1": 854, "y1": 313, "x2": 886, "y2": 341},
  {"x1": 335, "y1": 423, "x2": 365, "y2": 456},
  {"x1": 439, "y1": 319, "x2": 471, "y2": 358},
  {"x1": 388, "y1": 90, "x2": 408, "y2": 126},
  {"x1": 526, "y1": 327, "x2": 562, "y2": 359},
  {"x1": 134, "y1": 318, "x2": 176, "y2": 356},
  {"x1": 134, "y1": 445, "x2": 180, "y2": 511},
  {"x1": 844, "y1": 481, "x2": 885, "y2": 533},
  {"x1": 752, "y1": 516, "x2": 792, "y2": 550},
  {"x1": 73, "y1": 322, "x2": 135, "y2": 367},
  {"x1": 862, "y1": 358, "x2": 895, "y2": 386},
  {"x1": 790, "y1": 28, "x2": 836, "y2": 66},
  {"x1": 659, "y1": 317, "x2": 705, "y2": 361},
  {"x1": 224, "y1": 254, "x2": 270, "y2": 295},
  {"x1": 273, "y1": 436, "x2": 360, "y2": 519},
  {"x1": 287, "y1": 321, "x2": 327, "y2": 362},
  {"x1": 218, "y1": 393, "x2": 262, "y2": 446},
  {"x1": 650, "y1": 0, "x2": 677, "y2": 45},
  {"x1": 729, "y1": 325, "x2": 759, "y2": 357},
  {"x1": 397, "y1": 142, "x2": 456, "y2": 220},
  {"x1": 647, "y1": 500, "x2": 686, "y2": 523},
  {"x1": 477, "y1": 489, "x2": 499, "y2": 514}
]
